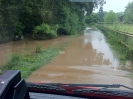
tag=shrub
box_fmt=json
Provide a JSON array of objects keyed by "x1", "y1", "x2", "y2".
[
  {"x1": 6, "y1": 54, "x2": 21, "y2": 69},
  {"x1": 14, "y1": 22, "x2": 25, "y2": 41},
  {"x1": 36, "y1": 44, "x2": 42, "y2": 53},
  {"x1": 0, "y1": 31, "x2": 9, "y2": 43},
  {"x1": 51, "y1": 24, "x2": 59, "y2": 32},
  {"x1": 32, "y1": 23, "x2": 58, "y2": 39},
  {"x1": 49, "y1": 30, "x2": 58, "y2": 38}
]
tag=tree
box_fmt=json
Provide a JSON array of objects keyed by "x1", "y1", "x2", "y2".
[
  {"x1": 104, "y1": 10, "x2": 118, "y2": 23},
  {"x1": 0, "y1": 0, "x2": 23, "y2": 43},
  {"x1": 85, "y1": 13, "x2": 100, "y2": 24},
  {"x1": 116, "y1": 12, "x2": 124, "y2": 22},
  {"x1": 0, "y1": 0, "x2": 105, "y2": 43},
  {"x1": 124, "y1": 2, "x2": 133, "y2": 23},
  {"x1": 98, "y1": 7, "x2": 104, "y2": 22}
]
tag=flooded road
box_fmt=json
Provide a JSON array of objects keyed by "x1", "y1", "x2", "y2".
[
  {"x1": 0, "y1": 36, "x2": 70, "y2": 65},
  {"x1": 27, "y1": 28, "x2": 133, "y2": 88}
]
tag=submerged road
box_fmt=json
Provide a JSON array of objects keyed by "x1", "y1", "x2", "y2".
[{"x1": 27, "y1": 28, "x2": 133, "y2": 88}]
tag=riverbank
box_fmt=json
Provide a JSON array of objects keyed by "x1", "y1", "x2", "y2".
[
  {"x1": 104, "y1": 24, "x2": 133, "y2": 34},
  {"x1": 0, "y1": 39, "x2": 70, "y2": 79},
  {"x1": 97, "y1": 25, "x2": 133, "y2": 78}
]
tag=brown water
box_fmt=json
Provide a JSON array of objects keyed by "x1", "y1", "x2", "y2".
[
  {"x1": 0, "y1": 36, "x2": 70, "y2": 65},
  {"x1": 27, "y1": 28, "x2": 133, "y2": 88}
]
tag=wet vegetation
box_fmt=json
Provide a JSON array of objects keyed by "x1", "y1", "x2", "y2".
[
  {"x1": 94, "y1": 1, "x2": 133, "y2": 79},
  {"x1": 103, "y1": 24, "x2": 133, "y2": 34},
  {"x1": 98, "y1": 26, "x2": 133, "y2": 64},
  {"x1": 2, "y1": 0, "x2": 133, "y2": 80},
  {"x1": 0, "y1": 0, "x2": 105, "y2": 77},
  {"x1": 0, "y1": 42, "x2": 69, "y2": 78},
  {"x1": 0, "y1": 0, "x2": 105, "y2": 43},
  {"x1": 97, "y1": 25, "x2": 133, "y2": 78},
  {"x1": 95, "y1": 1, "x2": 133, "y2": 67}
]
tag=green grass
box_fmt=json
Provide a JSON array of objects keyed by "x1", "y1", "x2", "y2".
[
  {"x1": 98, "y1": 25, "x2": 133, "y2": 66},
  {"x1": 35, "y1": 43, "x2": 43, "y2": 53},
  {"x1": 69, "y1": 33, "x2": 79, "y2": 38},
  {"x1": 88, "y1": 24, "x2": 98, "y2": 29},
  {"x1": 105, "y1": 24, "x2": 133, "y2": 34},
  {"x1": 98, "y1": 25, "x2": 133, "y2": 79},
  {"x1": 0, "y1": 42, "x2": 69, "y2": 79}
]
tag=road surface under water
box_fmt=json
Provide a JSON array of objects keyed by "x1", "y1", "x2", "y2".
[
  {"x1": 27, "y1": 28, "x2": 133, "y2": 88},
  {"x1": 0, "y1": 36, "x2": 70, "y2": 66}
]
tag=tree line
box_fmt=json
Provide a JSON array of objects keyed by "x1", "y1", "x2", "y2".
[
  {"x1": 0, "y1": 0, "x2": 104, "y2": 43},
  {"x1": 85, "y1": 1, "x2": 133, "y2": 24}
]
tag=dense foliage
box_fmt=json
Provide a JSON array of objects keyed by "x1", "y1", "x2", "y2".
[
  {"x1": 0, "y1": 0, "x2": 105, "y2": 43},
  {"x1": 85, "y1": 13, "x2": 100, "y2": 24},
  {"x1": 98, "y1": 7, "x2": 104, "y2": 22},
  {"x1": 32, "y1": 23, "x2": 58, "y2": 39},
  {"x1": 104, "y1": 10, "x2": 118, "y2": 23},
  {"x1": 0, "y1": 0, "x2": 23, "y2": 43},
  {"x1": 116, "y1": 12, "x2": 124, "y2": 22},
  {"x1": 124, "y1": 2, "x2": 133, "y2": 23},
  {"x1": 101, "y1": 1, "x2": 133, "y2": 24}
]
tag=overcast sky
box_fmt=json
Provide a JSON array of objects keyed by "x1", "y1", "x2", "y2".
[{"x1": 94, "y1": 0, "x2": 133, "y2": 12}]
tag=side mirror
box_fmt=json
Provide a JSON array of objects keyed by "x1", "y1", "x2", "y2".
[{"x1": 0, "y1": 70, "x2": 30, "y2": 99}]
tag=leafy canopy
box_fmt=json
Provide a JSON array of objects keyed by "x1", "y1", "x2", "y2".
[
  {"x1": 124, "y1": 2, "x2": 133, "y2": 23},
  {"x1": 104, "y1": 10, "x2": 118, "y2": 23}
]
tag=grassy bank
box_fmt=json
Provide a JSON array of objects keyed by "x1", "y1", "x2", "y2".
[
  {"x1": 97, "y1": 25, "x2": 133, "y2": 79},
  {"x1": 104, "y1": 24, "x2": 133, "y2": 34},
  {"x1": 97, "y1": 25, "x2": 133, "y2": 67},
  {"x1": 0, "y1": 42, "x2": 69, "y2": 79}
]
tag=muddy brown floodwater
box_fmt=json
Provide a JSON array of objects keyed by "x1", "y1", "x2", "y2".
[
  {"x1": 0, "y1": 36, "x2": 70, "y2": 66},
  {"x1": 27, "y1": 28, "x2": 133, "y2": 88}
]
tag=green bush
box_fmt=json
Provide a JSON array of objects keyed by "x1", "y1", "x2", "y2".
[
  {"x1": 36, "y1": 44, "x2": 42, "y2": 53},
  {"x1": 32, "y1": 23, "x2": 58, "y2": 39},
  {"x1": 0, "y1": 31, "x2": 9, "y2": 43},
  {"x1": 51, "y1": 24, "x2": 59, "y2": 32},
  {"x1": 14, "y1": 22, "x2": 25, "y2": 41},
  {"x1": 49, "y1": 30, "x2": 58, "y2": 38},
  {"x1": 104, "y1": 10, "x2": 118, "y2": 23},
  {"x1": 5, "y1": 54, "x2": 21, "y2": 69}
]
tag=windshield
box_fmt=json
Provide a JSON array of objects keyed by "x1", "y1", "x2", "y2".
[{"x1": 0, "y1": 0, "x2": 133, "y2": 91}]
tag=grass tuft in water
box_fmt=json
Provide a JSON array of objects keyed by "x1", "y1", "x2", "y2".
[{"x1": 36, "y1": 43, "x2": 43, "y2": 53}]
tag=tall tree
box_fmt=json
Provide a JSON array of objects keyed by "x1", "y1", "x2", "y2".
[
  {"x1": 85, "y1": 13, "x2": 100, "y2": 24},
  {"x1": 124, "y1": 2, "x2": 133, "y2": 23},
  {"x1": 117, "y1": 12, "x2": 124, "y2": 22},
  {"x1": 0, "y1": 0, "x2": 106, "y2": 42},
  {"x1": 98, "y1": 7, "x2": 104, "y2": 22},
  {"x1": 104, "y1": 10, "x2": 118, "y2": 23},
  {"x1": 0, "y1": 0, "x2": 23, "y2": 43}
]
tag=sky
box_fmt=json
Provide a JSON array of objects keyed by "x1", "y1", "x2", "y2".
[{"x1": 94, "y1": 0, "x2": 133, "y2": 12}]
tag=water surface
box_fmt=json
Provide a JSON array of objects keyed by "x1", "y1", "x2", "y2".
[{"x1": 27, "y1": 28, "x2": 133, "y2": 88}]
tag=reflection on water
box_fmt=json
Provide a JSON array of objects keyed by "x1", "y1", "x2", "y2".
[
  {"x1": 83, "y1": 30, "x2": 119, "y2": 72},
  {"x1": 27, "y1": 28, "x2": 133, "y2": 88}
]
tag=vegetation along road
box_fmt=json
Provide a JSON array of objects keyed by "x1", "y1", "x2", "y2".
[
  {"x1": 27, "y1": 28, "x2": 133, "y2": 88},
  {"x1": 0, "y1": 0, "x2": 133, "y2": 89}
]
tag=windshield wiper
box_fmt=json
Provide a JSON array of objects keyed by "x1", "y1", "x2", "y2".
[
  {"x1": 27, "y1": 83, "x2": 133, "y2": 91},
  {"x1": 26, "y1": 82, "x2": 66, "y2": 92},
  {"x1": 26, "y1": 82, "x2": 133, "y2": 98},
  {"x1": 101, "y1": 84, "x2": 133, "y2": 90},
  {"x1": 61, "y1": 84, "x2": 133, "y2": 90},
  {"x1": 71, "y1": 84, "x2": 133, "y2": 97},
  {"x1": 66, "y1": 84, "x2": 133, "y2": 90}
]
